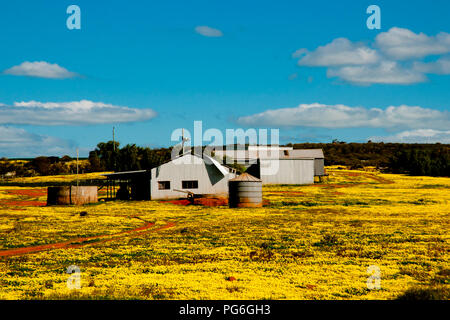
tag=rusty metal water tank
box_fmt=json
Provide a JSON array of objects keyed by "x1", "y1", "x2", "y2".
[
  {"x1": 47, "y1": 186, "x2": 98, "y2": 205},
  {"x1": 228, "y1": 173, "x2": 263, "y2": 208}
]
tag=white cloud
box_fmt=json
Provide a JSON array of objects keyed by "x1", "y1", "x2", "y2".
[
  {"x1": 293, "y1": 27, "x2": 450, "y2": 85},
  {"x1": 237, "y1": 103, "x2": 449, "y2": 130},
  {"x1": 0, "y1": 100, "x2": 157, "y2": 125},
  {"x1": 328, "y1": 61, "x2": 427, "y2": 85},
  {"x1": 413, "y1": 56, "x2": 450, "y2": 75},
  {"x1": 376, "y1": 27, "x2": 450, "y2": 60},
  {"x1": 370, "y1": 129, "x2": 450, "y2": 144},
  {"x1": 195, "y1": 26, "x2": 223, "y2": 37},
  {"x1": 0, "y1": 126, "x2": 76, "y2": 158},
  {"x1": 3, "y1": 61, "x2": 78, "y2": 79},
  {"x1": 292, "y1": 48, "x2": 308, "y2": 58},
  {"x1": 297, "y1": 38, "x2": 380, "y2": 66}
]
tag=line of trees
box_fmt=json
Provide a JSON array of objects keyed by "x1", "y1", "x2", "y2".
[
  {"x1": 0, "y1": 155, "x2": 83, "y2": 177},
  {"x1": 0, "y1": 142, "x2": 172, "y2": 177},
  {"x1": 88, "y1": 141, "x2": 172, "y2": 172},
  {"x1": 388, "y1": 148, "x2": 449, "y2": 176},
  {"x1": 288, "y1": 141, "x2": 449, "y2": 176}
]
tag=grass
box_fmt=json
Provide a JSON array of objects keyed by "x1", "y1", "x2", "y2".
[
  {"x1": 0, "y1": 168, "x2": 448, "y2": 300},
  {"x1": 396, "y1": 285, "x2": 449, "y2": 300}
]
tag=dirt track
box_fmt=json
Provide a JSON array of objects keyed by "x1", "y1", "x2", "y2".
[
  {"x1": 0, "y1": 220, "x2": 176, "y2": 258},
  {"x1": 0, "y1": 171, "x2": 391, "y2": 257}
]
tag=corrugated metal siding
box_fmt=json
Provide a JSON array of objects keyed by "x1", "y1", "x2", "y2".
[
  {"x1": 47, "y1": 186, "x2": 98, "y2": 205},
  {"x1": 228, "y1": 178, "x2": 263, "y2": 208},
  {"x1": 287, "y1": 149, "x2": 324, "y2": 159},
  {"x1": 150, "y1": 154, "x2": 235, "y2": 199},
  {"x1": 314, "y1": 158, "x2": 325, "y2": 176},
  {"x1": 259, "y1": 159, "x2": 314, "y2": 185},
  {"x1": 214, "y1": 148, "x2": 324, "y2": 161}
]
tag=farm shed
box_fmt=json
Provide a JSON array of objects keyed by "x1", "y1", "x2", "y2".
[
  {"x1": 246, "y1": 156, "x2": 315, "y2": 185},
  {"x1": 103, "y1": 170, "x2": 151, "y2": 200},
  {"x1": 214, "y1": 147, "x2": 325, "y2": 177},
  {"x1": 150, "y1": 153, "x2": 236, "y2": 200},
  {"x1": 283, "y1": 149, "x2": 325, "y2": 177},
  {"x1": 103, "y1": 153, "x2": 236, "y2": 200},
  {"x1": 214, "y1": 146, "x2": 324, "y2": 184}
]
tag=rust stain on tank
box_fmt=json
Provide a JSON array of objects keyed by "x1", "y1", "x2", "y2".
[
  {"x1": 47, "y1": 186, "x2": 98, "y2": 206},
  {"x1": 228, "y1": 173, "x2": 263, "y2": 208}
]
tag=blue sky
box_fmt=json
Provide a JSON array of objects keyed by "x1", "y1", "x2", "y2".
[{"x1": 0, "y1": 0, "x2": 449, "y2": 157}]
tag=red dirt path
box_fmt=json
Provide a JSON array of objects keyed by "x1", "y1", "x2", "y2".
[
  {"x1": 5, "y1": 189, "x2": 47, "y2": 197},
  {"x1": 0, "y1": 200, "x2": 46, "y2": 207},
  {"x1": 73, "y1": 221, "x2": 177, "y2": 248},
  {"x1": 0, "y1": 188, "x2": 47, "y2": 207},
  {"x1": 312, "y1": 172, "x2": 394, "y2": 188},
  {"x1": 344, "y1": 172, "x2": 394, "y2": 184},
  {"x1": 0, "y1": 220, "x2": 176, "y2": 258}
]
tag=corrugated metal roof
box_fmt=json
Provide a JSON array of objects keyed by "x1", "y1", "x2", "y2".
[
  {"x1": 214, "y1": 148, "x2": 324, "y2": 160},
  {"x1": 213, "y1": 149, "x2": 252, "y2": 160},
  {"x1": 128, "y1": 153, "x2": 232, "y2": 176},
  {"x1": 102, "y1": 170, "x2": 149, "y2": 176},
  {"x1": 102, "y1": 170, "x2": 150, "y2": 179},
  {"x1": 203, "y1": 153, "x2": 229, "y2": 176},
  {"x1": 287, "y1": 149, "x2": 324, "y2": 158},
  {"x1": 248, "y1": 145, "x2": 293, "y2": 151},
  {"x1": 229, "y1": 172, "x2": 261, "y2": 182}
]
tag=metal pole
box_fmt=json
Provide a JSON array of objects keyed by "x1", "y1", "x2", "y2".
[
  {"x1": 182, "y1": 128, "x2": 184, "y2": 155},
  {"x1": 113, "y1": 126, "x2": 117, "y2": 171},
  {"x1": 76, "y1": 148, "x2": 79, "y2": 187},
  {"x1": 113, "y1": 126, "x2": 115, "y2": 151}
]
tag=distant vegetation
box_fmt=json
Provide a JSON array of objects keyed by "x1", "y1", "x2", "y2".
[
  {"x1": 0, "y1": 141, "x2": 172, "y2": 178},
  {"x1": 288, "y1": 142, "x2": 449, "y2": 177},
  {"x1": 88, "y1": 141, "x2": 172, "y2": 172},
  {"x1": 0, "y1": 156, "x2": 84, "y2": 178},
  {"x1": 1, "y1": 141, "x2": 449, "y2": 178}
]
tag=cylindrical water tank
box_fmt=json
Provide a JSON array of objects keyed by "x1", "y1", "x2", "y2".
[
  {"x1": 47, "y1": 186, "x2": 98, "y2": 205},
  {"x1": 228, "y1": 173, "x2": 263, "y2": 208}
]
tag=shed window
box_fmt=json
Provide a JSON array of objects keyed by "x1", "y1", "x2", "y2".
[
  {"x1": 182, "y1": 180, "x2": 198, "y2": 189},
  {"x1": 158, "y1": 181, "x2": 170, "y2": 190}
]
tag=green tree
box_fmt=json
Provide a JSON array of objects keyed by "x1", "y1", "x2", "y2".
[{"x1": 94, "y1": 141, "x2": 120, "y2": 171}]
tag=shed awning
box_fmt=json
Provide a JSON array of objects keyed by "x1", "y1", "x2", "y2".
[{"x1": 102, "y1": 170, "x2": 151, "y2": 180}]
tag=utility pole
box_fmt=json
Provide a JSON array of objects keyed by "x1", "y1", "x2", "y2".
[
  {"x1": 113, "y1": 126, "x2": 116, "y2": 151},
  {"x1": 76, "y1": 148, "x2": 79, "y2": 187},
  {"x1": 112, "y1": 126, "x2": 116, "y2": 171}
]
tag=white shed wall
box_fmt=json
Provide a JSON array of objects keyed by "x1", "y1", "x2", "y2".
[
  {"x1": 259, "y1": 159, "x2": 314, "y2": 185},
  {"x1": 150, "y1": 154, "x2": 235, "y2": 199}
]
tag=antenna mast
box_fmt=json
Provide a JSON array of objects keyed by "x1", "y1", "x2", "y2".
[
  {"x1": 182, "y1": 128, "x2": 185, "y2": 154},
  {"x1": 181, "y1": 128, "x2": 190, "y2": 155}
]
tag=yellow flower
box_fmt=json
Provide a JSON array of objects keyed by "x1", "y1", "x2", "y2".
[{"x1": 0, "y1": 168, "x2": 448, "y2": 299}]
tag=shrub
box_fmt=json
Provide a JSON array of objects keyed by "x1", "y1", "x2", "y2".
[{"x1": 396, "y1": 286, "x2": 449, "y2": 300}]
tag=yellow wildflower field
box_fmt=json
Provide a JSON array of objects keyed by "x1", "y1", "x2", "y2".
[
  {"x1": 4, "y1": 171, "x2": 109, "y2": 185},
  {"x1": 0, "y1": 169, "x2": 448, "y2": 300}
]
